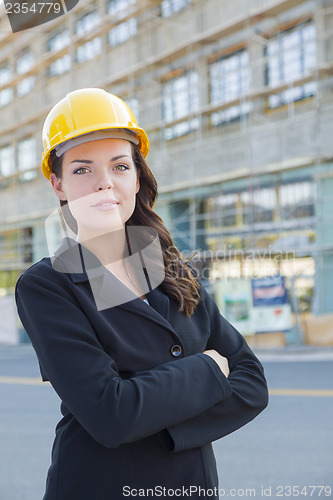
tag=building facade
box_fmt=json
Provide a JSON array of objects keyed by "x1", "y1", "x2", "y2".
[{"x1": 1, "y1": 0, "x2": 333, "y2": 341}]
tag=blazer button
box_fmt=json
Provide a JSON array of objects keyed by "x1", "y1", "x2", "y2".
[{"x1": 170, "y1": 345, "x2": 182, "y2": 357}]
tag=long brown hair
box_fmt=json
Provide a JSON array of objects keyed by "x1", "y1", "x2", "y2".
[{"x1": 50, "y1": 145, "x2": 202, "y2": 317}]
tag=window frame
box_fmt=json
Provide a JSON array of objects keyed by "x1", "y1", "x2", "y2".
[
  {"x1": 161, "y1": 0, "x2": 193, "y2": 18},
  {"x1": 108, "y1": 17, "x2": 137, "y2": 47},
  {"x1": 209, "y1": 47, "x2": 252, "y2": 126},
  {"x1": 162, "y1": 69, "x2": 200, "y2": 140},
  {"x1": 17, "y1": 136, "x2": 37, "y2": 181},
  {"x1": 0, "y1": 144, "x2": 15, "y2": 177},
  {"x1": 264, "y1": 20, "x2": 317, "y2": 109}
]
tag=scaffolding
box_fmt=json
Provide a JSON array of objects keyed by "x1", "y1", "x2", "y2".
[{"x1": 0, "y1": 0, "x2": 333, "y2": 341}]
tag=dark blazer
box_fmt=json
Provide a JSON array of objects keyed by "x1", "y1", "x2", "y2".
[{"x1": 15, "y1": 237, "x2": 268, "y2": 500}]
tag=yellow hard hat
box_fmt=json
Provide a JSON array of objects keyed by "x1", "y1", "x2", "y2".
[{"x1": 41, "y1": 88, "x2": 149, "y2": 180}]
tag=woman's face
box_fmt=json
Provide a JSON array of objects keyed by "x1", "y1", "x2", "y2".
[{"x1": 50, "y1": 138, "x2": 140, "y2": 240}]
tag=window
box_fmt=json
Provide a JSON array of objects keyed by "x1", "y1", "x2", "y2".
[
  {"x1": 48, "y1": 29, "x2": 71, "y2": 76},
  {"x1": 76, "y1": 38, "x2": 102, "y2": 63},
  {"x1": 108, "y1": 0, "x2": 136, "y2": 45},
  {"x1": 0, "y1": 88, "x2": 13, "y2": 107},
  {"x1": 219, "y1": 194, "x2": 238, "y2": 227},
  {"x1": 49, "y1": 55, "x2": 71, "y2": 76},
  {"x1": 0, "y1": 227, "x2": 33, "y2": 265},
  {"x1": 242, "y1": 187, "x2": 276, "y2": 224},
  {"x1": 18, "y1": 137, "x2": 36, "y2": 181},
  {"x1": 208, "y1": 193, "x2": 239, "y2": 228},
  {"x1": 76, "y1": 11, "x2": 101, "y2": 63},
  {"x1": 108, "y1": 18, "x2": 137, "y2": 46},
  {"x1": 108, "y1": 0, "x2": 135, "y2": 19},
  {"x1": 162, "y1": 71, "x2": 199, "y2": 140},
  {"x1": 0, "y1": 63, "x2": 12, "y2": 85},
  {"x1": 17, "y1": 76, "x2": 35, "y2": 96},
  {"x1": 265, "y1": 21, "x2": 316, "y2": 108},
  {"x1": 16, "y1": 50, "x2": 34, "y2": 75},
  {"x1": 0, "y1": 230, "x2": 20, "y2": 265},
  {"x1": 210, "y1": 49, "x2": 252, "y2": 125},
  {"x1": 279, "y1": 181, "x2": 315, "y2": 219},
  {"x1": 161, "y1": 0, "x2": 193, "y2": 17},
  {"x1": 48, "y1": 29, "x2": 70, "y2": 52},
  {"x1": 125, "y1": 97, "x2": 139, "y2": 121},
  {"x1": 0, "y1": 145, "x2": 14, "y2": 177},
  {"x1": 22, "y1": 227, "x2": 33, "y2": 263},
  {"x1": 16, "y1": 49, "x2": 35, "y2": 96},
  {"x1": 76, "y1": 10, "x2": 100, "y2": 36},
  {"x1": 0, "y1": 62, "x2": 13, "y2": 107}
]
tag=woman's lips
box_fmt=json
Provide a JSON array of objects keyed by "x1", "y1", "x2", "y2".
[{"x1": 92, "y1": 200, "x2": 119, "y2": 211}]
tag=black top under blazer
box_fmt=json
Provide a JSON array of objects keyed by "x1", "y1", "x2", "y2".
[{"x1": 15, "y1": 237, "x2": 269, "y2": 500}]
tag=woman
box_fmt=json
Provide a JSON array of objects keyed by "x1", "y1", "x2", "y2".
[{"x1": 15, "y1": 88, "x2": 268, "y2": 500}]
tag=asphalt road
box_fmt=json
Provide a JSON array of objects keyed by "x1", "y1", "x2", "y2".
[{"x1": 0, "y1": 345, "x2": 332, "y2": 500}]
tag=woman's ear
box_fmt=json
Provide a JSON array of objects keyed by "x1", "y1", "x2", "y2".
[
  {"x1": 136, "y1": 167, "x2": 140, "y2": 194},
  {"x1": 50, "y1": 174, "x2": 67, "y2": 201}
]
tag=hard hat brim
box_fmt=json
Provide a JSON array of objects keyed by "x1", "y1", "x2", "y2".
[{"x1": 42, "y1": 125, "x2": 149, "y2": 180}]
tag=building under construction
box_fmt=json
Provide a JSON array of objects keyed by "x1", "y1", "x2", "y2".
[{"x1": 0, "y1": 0, "x2": 333, "y2": 345}]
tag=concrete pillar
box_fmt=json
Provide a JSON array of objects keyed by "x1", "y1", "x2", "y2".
[{"x1": 313, "y1": 174, "x2": 333, "y2": 314}]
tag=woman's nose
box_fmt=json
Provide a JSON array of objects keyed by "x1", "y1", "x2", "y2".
[{"x1": 95, "y1": 172, "x2": 114, "y2": 191}]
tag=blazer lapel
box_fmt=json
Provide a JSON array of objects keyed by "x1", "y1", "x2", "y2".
[
  {"x1": 117, "y1": 286, "x2": 176, "y2": 337},
  {"x1": 145, "y1": 285, "x2": 170, "y2": 319}
]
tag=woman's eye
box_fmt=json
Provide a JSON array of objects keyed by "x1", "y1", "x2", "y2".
[
  {"x1": 73, "y1": 165, "x2": 129, "y2": 174},
  {"x1": 73, "y1": 167, "x2": 89, "y2": 174},
  {"x1": 114, "y1": 164, "x2": 129, "y2": 171}
]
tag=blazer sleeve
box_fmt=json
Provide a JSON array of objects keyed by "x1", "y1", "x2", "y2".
[
  {"x1": 15, "y1": 271, "x2": 233, "y2": 449},
  {"x1": 158, "y1": 285, "x2": 269, "y2": 453}
]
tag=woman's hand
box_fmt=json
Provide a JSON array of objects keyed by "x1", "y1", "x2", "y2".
[{"x1": 203, "y1": 350, "x2": 230, "y2": 378}]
